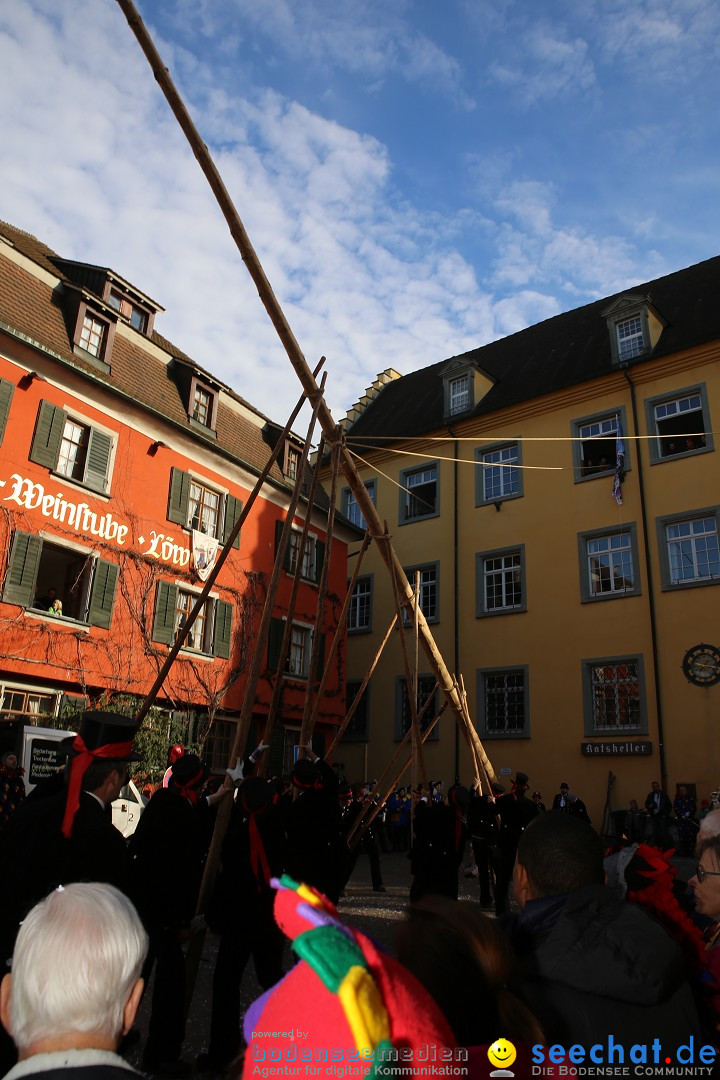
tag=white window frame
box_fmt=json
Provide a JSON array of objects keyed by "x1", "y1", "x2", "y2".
[
  {"x1": 578, "y1": 524, "x2": 640, "y2": 602},
  {"x1": 402, "y1": 562, "x2": 439, "y2": 624},
  {"x1": 656, "y1": 507, "x2": 720, "y2": 591},
  {"x1": 448, "y1": 374, "x2": 470, "y2": 415},
  {"x1": 476, "y1": 441, "x2": 522, "y2": 504},
  {"x1": 341, "y1": 480, "x2": 376, "y2": 529},
  {"x1": 348, "y1": 575, "x2": 373, "y2": 633},
  {"x1": 616, "y1": 315, "x2": 645, "y2": 361},
  {"x1": 645, "y1": 385, "x2": 713, "y2": 464},
  {"x1": 187, "y1": 479, "x2": 222, "y2": 538},
  {"x1": 571, "y1": 407, "x2": 630, "y2": 484},
  {"x1": 476, "y1": 546, "x2": 526, "y2": 617},
  {"x1": 399, "y1": 462, "x2": 439, "y2": 524}
]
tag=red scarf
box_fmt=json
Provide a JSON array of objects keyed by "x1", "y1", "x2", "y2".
[{"x1": 62, "y1": 735, "x2": 134, "y2": 838}]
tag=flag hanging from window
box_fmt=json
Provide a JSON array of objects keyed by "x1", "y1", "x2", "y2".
[{"x1": 611, "y1": 420, "x2": 625, "y2": 505}]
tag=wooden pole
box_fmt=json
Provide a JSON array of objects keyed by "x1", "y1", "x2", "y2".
[
  {"x1": 132, "y1": 358, "x2": 324, "y2": 728},
  {"x1": 325, "y1": 611, "x2": 397, "y2": 760},
  {"x1": 114, "y1": 0, "x2": 497, "y2": 786},
  {"x1": 258, "y1": 436, "x2": 327, "y2": 772},
  {"x1": 306, "y1": 529, "x2": 372, "y2": 739},
  {"x1": 298, "y1": 437, "x2": 342, "y2": 755},
  {"x1": 346, "y1": 686, "x2": 441, "y2": 846}
]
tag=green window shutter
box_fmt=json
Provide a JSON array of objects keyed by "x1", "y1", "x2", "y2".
[
  {"x1": 275, "y1": 518, "x2": 293, "y2": 572},
  {"x1": 84, "y1": 428, "x2": 113, "y2": 492},
  {"x1": 212, "y1": 599, "x2": 233, "y2": 659},
  {"x1": 152, "y1": 581, "x2": 178, "y2": 645},
  {"x1": 267, "y1": 616, "x2": 284, "y2": 670},
  {"x1": 167, "y1": 468, "x2": 190, "y2": 526},
  {"x1": 314, "y1": 632, "x2": 326, "y2": 682},
  {"x1": 87, "y1": 558, "x2": 119, "y2": 629},
  {"x1": 314, "y1": 539, "x2": 326, "y2": 584},
  {"x1": 29, "y1": 400, "x2": 66, "y2": 469},
  {"x1": 222, "y1": 495, "x2": 243, "y2": 550},
  {"x1": 0, "y1": 378, "x2": 14, "y2": 447},
  {"x1": 2, "y1": 531, "x2": 42, "y2": 607}
]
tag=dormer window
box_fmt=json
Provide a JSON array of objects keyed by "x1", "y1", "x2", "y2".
[
  {"x1": 617, "y1": 315, "x2": 644, "y2": 361},
  {"x1": 284, "y1": 443, "x2": 302, "y2": 482},
  {"x1": 79, "y1": 312, "x2": 107, "y2": 359},
  {"x1": 71, "y1": 300, "x2": 116, "y2": 371},
  {"x1": 106, "y1": 289, "x2": 148, "y2": 333},
  {"x1": 604, "y1": 295, "x2": 665, "y2": 366},
  {"x1": 449, "y1": 374, "x2": 470, "y2": 415},
  {"x1": 188, "y1": 375, "x2": 218, "y2": 433},
  {"x1": 440, "y1": 358, "x2": 495, "y2": 421},
  {"x1": 193, "y1": 384, "x2": 213, "y2": 426}
]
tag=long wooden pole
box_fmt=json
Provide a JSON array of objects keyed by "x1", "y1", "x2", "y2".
[
  {"x1": 298, "y1": 438, "x2": 341, "y2": 754},
  {"x1": 325, "y1": 611, "x2": 397, "y2": 760},
  {"x1": 115, "y1": 0, "x2": 498, "y2": 787},
  {"x1": 133, "y1": 357, "x2": 324, "y2": 727},
  {"x1": 259, "y1": 436, "x2": 327, "y2": 770}
]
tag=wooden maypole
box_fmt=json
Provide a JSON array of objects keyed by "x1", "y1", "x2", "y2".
[{"x1": 113, "y1": 0, "x2": 499, "y2": 789}]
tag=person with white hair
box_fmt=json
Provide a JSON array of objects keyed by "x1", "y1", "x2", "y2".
[
  {"x1": 696, "y1": 806, "x2": 720, "y2": 854},
  {"x1": 0, "y1": 883, "x2": 147, "y2": 1079}
]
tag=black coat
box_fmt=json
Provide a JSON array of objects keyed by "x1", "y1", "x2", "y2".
[
  {"x1": 128, "y1": 788, "x2": 208, "y2": 930},
  {"x1": 503, "y1": 883, "x2": 702, "y2": 1061},
  {"x1": 285, "y1": 761, "x2": 347, "y2": 903},
  {"x1": 0, "y1": 790, "x2": 130, "y2": 957}
]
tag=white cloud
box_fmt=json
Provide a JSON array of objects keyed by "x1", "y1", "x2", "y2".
[{"x1": 489, "y1": 21, "x2": 595, "y2": 105}]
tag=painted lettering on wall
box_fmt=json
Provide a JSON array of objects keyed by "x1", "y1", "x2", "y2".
[{"x1": 1, "y1": 473, "x2": 192, "y2": 569}]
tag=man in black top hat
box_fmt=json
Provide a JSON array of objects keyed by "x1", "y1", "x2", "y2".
[
  {"x1": 494, "y1": 771, "x2": 536, "y2": 915},
  {"x1": 0, "y1": 711, "x2": 141, "y2": 1076},
  {"x1": 285, "y1": 746, "x2": 347, "y2": 904},
  {"x1": 129, "y1": 751, "x2": 228, "y2": 1074}
]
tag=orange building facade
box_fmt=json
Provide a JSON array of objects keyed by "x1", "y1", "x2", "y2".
[{"x1": 0, "y1": 221, "x2": 355, "y2": 777}]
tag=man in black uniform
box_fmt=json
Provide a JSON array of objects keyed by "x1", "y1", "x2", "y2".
[
  {"x1": 285, "y1": 746, "x2": 347, "y2": 904},
  {"x1": 494, "y1": 771, "x2": 537, "y2": 915},
  {"x1": 467, "y1": 779, "x2": 504, "y2": 907},
  {"x1": 342, "y1": 781, "x2": 386, "y2": 892},
  {"x1": 0, "y1": 711, "x2": 141, "y2": 1075}
]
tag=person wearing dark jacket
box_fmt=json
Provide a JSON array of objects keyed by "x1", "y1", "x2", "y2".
[
  {"x1": 198, "y1": 772, "x2": 286, "y2": 1072},
  {"x1": 342, "y1": 781, "x2": 385, "y2": 892},
  {"x1": 409, "y1": 785, "x2": 470, "y2": 902},
  {"x1": 493, "y1": 771, "x2": 536, "y2": 915},
  {"x1": 285, "y1": 746, "x2": 347, "y2": 904},
  {"x1": 503, "y1": 811, "x2": 702, "y2": 1068},
  {"x1": 128, "y1": 753, "x2": 227, "y2": 1074},
  {"x1": 467, "y1": 779, "x2": 503, "y2": 907}
]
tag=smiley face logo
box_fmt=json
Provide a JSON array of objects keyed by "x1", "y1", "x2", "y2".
[{"x1": 488, "y1": 1039, "x2": 517, "y2": 1070}]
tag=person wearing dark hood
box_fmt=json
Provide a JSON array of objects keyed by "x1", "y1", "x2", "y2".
[
  {"x1": 409, "y1": 784, "x2": 470, "y2": 902},
  {"x1": 503, "y1": 810, "x2": 702, "y2": 1065},
  {"x1": 128, "y1": 751, "x2": 229, "y2": 1075}
]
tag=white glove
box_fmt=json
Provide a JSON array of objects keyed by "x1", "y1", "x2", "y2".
[
  {"x1": 190, "y1": 914, "x2": 207, "y2": 935},
  {"x1": 226, "y1": 759, "x2": 244, "y2": 784},
  {"x1": 302, "y1": 743, "x2": 319, "y2": 764},
  {"x1": 249, "y1": 741, "x2": 270, "y2": 764}
]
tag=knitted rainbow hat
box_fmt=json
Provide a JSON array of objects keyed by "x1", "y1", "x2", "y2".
[{"x1": 242, "y1": 876, "x2": 455, "y2": 1078}]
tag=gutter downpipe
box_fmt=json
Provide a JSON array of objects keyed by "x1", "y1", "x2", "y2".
[
  {"x1": 447, "y1": 424, "x2": 460, "y2": 782},
  {"x1": 623, "y1": 368, "x2": 667, "y2": 787}
]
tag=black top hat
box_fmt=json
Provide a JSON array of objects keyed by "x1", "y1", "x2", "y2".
[
  {"x1": 73, "y1": 711, "x2": 142, "y2": 762},
  {"x1": 240, "y1": 776, "x2": 275, "y2": 814},
  {"x1": 171, "y1": 752, "x2": 209, "y2": 790},
  {"x1": 515, "y1": 771, "x2": 529, "y2": 787},
  {"x1": 292, "y1": 759, "x2": 319, "y2": 788}
]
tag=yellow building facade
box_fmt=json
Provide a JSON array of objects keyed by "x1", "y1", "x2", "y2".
[{"x1": 327, "y1": 259, "x2": 720, "y2": 825}]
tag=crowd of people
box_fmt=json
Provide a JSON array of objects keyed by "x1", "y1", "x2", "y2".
[{"x1": 1, "y1": 714, "x2": 719, "y2": 1080}]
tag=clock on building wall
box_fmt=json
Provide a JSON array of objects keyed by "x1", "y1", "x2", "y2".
[{"x1": 682, "y1": 643, "x2": 720, "y2": 687}]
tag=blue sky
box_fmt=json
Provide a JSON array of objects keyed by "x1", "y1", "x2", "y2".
[{"x1": 1, "y1": 0, "x2": 719, "y2": 427}]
